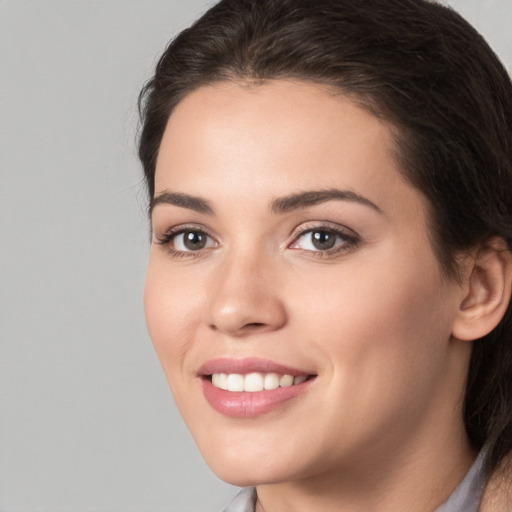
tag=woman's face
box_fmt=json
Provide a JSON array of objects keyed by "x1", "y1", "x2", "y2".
[{"x1": 145, "y1": 81, "x2": 470, "y2": 486}]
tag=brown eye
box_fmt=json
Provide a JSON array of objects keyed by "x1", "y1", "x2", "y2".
[
  {"x1": 171, "y1": 229, "x2": 215, "y2": 252},
  {"x1": 311, "y1": 231, "x2": 336, "y2": 250},
  {"x1": 291, "y1": 226, "x2": 358, "y2": 254},
  {"x1": 182, "y1": 230, "x2": 207, "y2": 250}
]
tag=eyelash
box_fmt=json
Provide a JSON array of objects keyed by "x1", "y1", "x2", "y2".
[
  {"x1": 289, "y1": 223, "x2": 359, "y2": 258},
  {"x1": 154, "y1": 223, "x2": 359, "y2": 259},
  {"x1": 154, "y1": 225, "x2": 217, "y2": 259}
]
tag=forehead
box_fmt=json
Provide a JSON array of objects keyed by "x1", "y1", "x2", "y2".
[
  {"x1": 155, "y1": 79, "x2": 426, "y2": 221},
  {"x1": 159, "y1": 80, "x2": 394, "y2": 157}
]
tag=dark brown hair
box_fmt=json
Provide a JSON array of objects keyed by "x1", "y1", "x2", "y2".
[{"x1": 138, "y1": 0, "x2": 512, "y2": 471}]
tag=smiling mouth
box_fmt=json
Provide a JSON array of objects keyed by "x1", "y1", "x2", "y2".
[
  {"x1": 208, "y1": 372, "x2": 312, "y2": 392},
  {"x1": 199, "y1": 359, "x2": 317, "y2": 417}
]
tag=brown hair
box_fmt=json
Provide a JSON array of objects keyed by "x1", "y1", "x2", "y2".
[{"x1": 138, "y1": 0, "x2": 512, "y2": 471}]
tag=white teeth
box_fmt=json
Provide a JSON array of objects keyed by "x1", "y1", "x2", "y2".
[
  {"x1": 280, "y1": 374, "x2": 294, "y2": 387},
  {"x1": 210, "y1": 372, "x2": 309, "y2": 392},
  {"x1": 218, "y1": 373, "x2": 228, "y2": 390},
  {"x1": 212, "y1": 373, "x2": 229, "y2": 390},
  {"x1": 264, "y1": 373, "x2": 280, "y2": 390},
  {"x1": 244, "y1": 372, "x2": 264, "y2": 392},
  {"x1": 227, "y1": 373, "x2": 244, "y2": 392}
]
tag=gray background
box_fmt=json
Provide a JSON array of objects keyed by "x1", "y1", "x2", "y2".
[{"x1": 0, "y1": 1, "x2": 510, "y2": 511}]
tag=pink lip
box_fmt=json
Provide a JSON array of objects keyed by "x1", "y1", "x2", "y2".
[
  {"x1": 197, "y1": 357, "x2": 311, "y2": 377},
  {"x1": 198, "y1": 358, "x2": 316, "y2": 418}
]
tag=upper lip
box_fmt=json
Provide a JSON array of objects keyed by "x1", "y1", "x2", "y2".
[{"x1": 197, "y1": 357, "x2": 313, "y2": 377}]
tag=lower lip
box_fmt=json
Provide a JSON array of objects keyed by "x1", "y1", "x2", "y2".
[{"x1": 201, "y1": 378, "x2": 313, "y2": 418}]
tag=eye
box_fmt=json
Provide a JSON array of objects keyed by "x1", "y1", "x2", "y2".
[
  {"x1": 289, "y1": 225, "x2": 358, "y2": 254},
  {"x1": 155, "y1": 226, "x2": 217, "y2": 256},
  {"x1": 173, "y1": 230, "x2": 214, "y2": 251}
]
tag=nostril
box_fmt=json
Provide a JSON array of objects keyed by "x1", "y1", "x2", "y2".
[
  {"x1": 245, "y1": 322, "x2": 266, "y2": 330},
  {"x1": 208, "y1": 322, "x2": 265, "y2": 331}
]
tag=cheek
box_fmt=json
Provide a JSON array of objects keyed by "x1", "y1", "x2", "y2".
[
  {"x1": 291, "y1": 254, "x2": 454, "y2": 402},
  {"x1": 294, "y1": 258, "x2": 447, "y2": 335},
  {"x1": 143, "y1": 258, "x2": 202, "y2": 375},
  {"x1": 279, "y1": 261, "x2": 456, "y2": 462}
]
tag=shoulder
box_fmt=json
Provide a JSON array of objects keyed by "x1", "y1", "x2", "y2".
[{"x1": 480, "y1": 453, "x2": 512, "y2": 512}]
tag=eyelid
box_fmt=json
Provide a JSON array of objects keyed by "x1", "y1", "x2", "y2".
[
  {"x1": 153, "y1": 223, "x2": 219, "y2": 256},
  {"x1": 154, "y1": 222, "x2": 212, "y2": 241},
  {"x1": 153, "y1": 220, "x2": 358, "y2": 258},
  {"x1": 287, "y1": 221, "x2": 360, "y2": 254},
  {"x1": 289, "y1": 220, "x2": 358, "y2": 240}
]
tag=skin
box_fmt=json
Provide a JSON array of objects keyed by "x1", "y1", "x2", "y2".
[
  {"x1": 479, "y1": 453, "x2": 512, "y2": 512},
  {"x1": 145, "y1": 80, "x2": 478, "y2": 511},
  {"x1": 481, "y1": 455, "x2": 512, "y2": 512}
]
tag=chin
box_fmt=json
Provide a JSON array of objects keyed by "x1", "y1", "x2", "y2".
[
  {"x1": 208, "y1": 459, "x2": 294, "y2": 487},
  {"x1": 191, "y1": 428, "x2": 301, "y2": 487}
]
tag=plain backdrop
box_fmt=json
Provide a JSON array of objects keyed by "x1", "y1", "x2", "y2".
[{"x1": 0, "y1": 1, "x2": 510, "y2": 511}]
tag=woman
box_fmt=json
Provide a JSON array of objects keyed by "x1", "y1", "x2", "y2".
[{"x1": 138, "y1": 0, "x2": 512, "y2": 510}]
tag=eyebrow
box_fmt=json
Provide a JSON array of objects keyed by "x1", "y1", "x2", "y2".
[
  {"x1": 150, "y1": 188, "x2": 382, "y2": 216},
  {"x1": 271, "y1": 189, "x2": 382, "y2": 214},
  {"x1": 151, "y1": 191, "x2": 214, "y2": 215}
]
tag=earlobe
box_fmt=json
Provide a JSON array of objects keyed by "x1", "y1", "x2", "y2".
[{"x1": 452, "y1": 238, "x2": 512, "y2": 341}]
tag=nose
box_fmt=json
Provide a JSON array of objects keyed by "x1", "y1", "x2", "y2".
[{"x1": 205, "y1": 250, "x2": 287, "y2": 338}]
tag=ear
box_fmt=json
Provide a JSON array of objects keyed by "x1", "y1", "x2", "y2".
[{"x1": 452, "y1": 238, "x2": 512, "y2": 341}]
